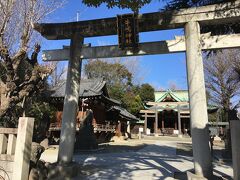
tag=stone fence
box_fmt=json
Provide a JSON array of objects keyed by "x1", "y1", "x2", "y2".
[{"x1": 0, "y1": 117, "x2": 34, "y2": 180}]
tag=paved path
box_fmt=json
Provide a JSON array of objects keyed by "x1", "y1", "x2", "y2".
[
  {"x1": 74, "y1": 140, "x2": 233, "y2": 179},
  {"x1": 41, "y1": 139, "x2": 233, "y2": 179}
]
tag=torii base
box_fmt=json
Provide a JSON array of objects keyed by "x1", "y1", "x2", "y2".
[
  {"x1": 186, "y1": 171, "x2": 223, "y2": 180},
  {"x1": 47, "y1": 162, "x2": 79, "y2": 179}
]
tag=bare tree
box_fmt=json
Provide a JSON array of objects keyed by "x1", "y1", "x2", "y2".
[
  {"x1": 233, "y1": 56, "x2": 240, "y2": 81},
  {"x1": 49, "y1": 61, "x2": 67, "y2": 87},
  {"x1": 168, "y1": 81, "x2": 179, "y2": 91},
  {"x1": 0, "y1": 0, "x2": 65, "y2": 127},
  {"x1": 204, "y1": 49, "x2": 240, "y2": 121}
]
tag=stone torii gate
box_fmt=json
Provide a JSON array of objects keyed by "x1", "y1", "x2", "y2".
[{"x1": 34, "y1": 1, "x2": 240, "y2": 178}]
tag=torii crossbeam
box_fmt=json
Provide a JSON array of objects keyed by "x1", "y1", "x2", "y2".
[{"x1": 42, "y1": 33, "x2": 240, "y2": 61}]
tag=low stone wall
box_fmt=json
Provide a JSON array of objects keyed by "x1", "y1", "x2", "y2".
[
  {"x1": 0, "y1": 117, "x2": 34, "y2": 180},
  {"x1": 0, "y1": 129, "x2": 17, "y2": 179}
]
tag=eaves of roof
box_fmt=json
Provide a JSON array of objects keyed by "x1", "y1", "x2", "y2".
[
  {"x1": 110, "y1": 106, "x2": 140, "y2": 122},
  {"x1": 50, "y1": 78, "x2": 107, "y2": 98}
]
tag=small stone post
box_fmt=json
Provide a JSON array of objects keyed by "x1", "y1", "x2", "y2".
[
  {"x1": 127, "y1": 121, "x2": 130, "y2": 134},
  {"x1": 185, "y1": 21, "x2": 213, "y2": 178},
  {"x1": 161, "y1": 112, "x2": 165, "y2": 129},
  {"x1": 13, "y1": 117, "x2": 34, "y2": 180},
  {"x1": 230, "y1": 120, "x2": 240, "y2": 180},
  {"x1": 58, "y1": 34, "x2": 83, "y2": 164},
  {"x1": 116, "y1": 121, "x2": 122, "y2": 137}
]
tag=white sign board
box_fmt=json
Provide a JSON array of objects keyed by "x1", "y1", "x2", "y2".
[
  {"x1": 146, "y1": 129, "x2": 151, "y2": 135},
  {"x1": 173, "y1": 130, "x2": 179, "y2": 135}
]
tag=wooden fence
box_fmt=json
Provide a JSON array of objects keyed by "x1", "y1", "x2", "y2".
[{"x1": 94, "y1": 124, "x2": 116, "y2": 133}]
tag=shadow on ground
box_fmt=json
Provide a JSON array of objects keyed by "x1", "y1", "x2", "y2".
[
  {"x1": 77, "y1": 142, "x2": 232, "y2": 179},
  {"x1": 176, "y1": 143, "x2": 193, "y2": 156},
  {"x1": 73, "y1": 143, "x2": 191, "y2": 179},
  {"x1": 175, "y1": 143, "x2": 232, "y2": 180},
  {"x1": 74, "y1": 143, "x2": 147, "y2": 155}
]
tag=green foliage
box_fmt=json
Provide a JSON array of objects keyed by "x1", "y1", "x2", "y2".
[
  {"x1": 0, "y1": 62, "x2": 7, "y2": 82},
  {"x1": 208, "y1": 111, "x2": 218, "y2": 122},
  {"x1": 137, "y1": 83, "x2": 155, "y2": 102},
  {"x1": 26, "y1": 100, "x2": 56, "y2": 142},
  {"x1": 85, "y1": 59, "x2": 134, "y2": 111},
  {"x1": 26, "y1": 101, "x2": 56, "y2": 124},
  {"x1": 161, "y1": 0, "x2": 228, "y2": 10},
  {"x1": 122, "y1": 92, "x2": 143, "y2": 115},
  {"x1": 0, "y1": 106, "x2": 23, "y2": 127},
  {"x1": 84, "y1": 59, "x2": 155, "y2": 116},
  {"x1": 108, "y1": 84, "x2": 125, "y2": 102},
  {"x1": 82, "y1": 0, "x2": 233, "y2": 13},
  {"x1": 82, "y1": 0, "x2": 151, "y2": 12},
  {"x1": 161, "y1": 0, "x2": 240, "y2": 35},
  {"x1": 85, "y1": 59, "x2": 132, "y2": 89},
  {"x1": 83, "y1": 0, "x2": 239, "y2": 35}
]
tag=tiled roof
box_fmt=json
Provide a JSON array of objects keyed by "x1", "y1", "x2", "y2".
[
  {"x1": 111, "y1": 106, "x2": 140, "y2": 121},
  {"x1": 50, "y1": 79, "x2": 140, "y2": 121},
  {"x1": 155, "y1": 89, "x2": 189, "y2": 102},
  {"x1": 51, "y1": 78, "x2": 108, "y2": 98}
]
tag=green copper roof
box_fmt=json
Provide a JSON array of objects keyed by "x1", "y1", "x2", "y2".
[
  {"x1": 141, "y1": 90, "x2": 218, "y2": 113},
  {"x1": 155, "y1": 90, "x2": 189, "y2": 102}
]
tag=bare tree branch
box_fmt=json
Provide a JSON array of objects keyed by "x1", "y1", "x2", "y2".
[
  {"x1": 204, "y1": 49, "x2": 240, "y2": 112},
  {"x1": 0, "y1": 0, "x2": 65, "y2": 127}
]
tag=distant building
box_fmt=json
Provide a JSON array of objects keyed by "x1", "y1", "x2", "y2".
[{"x1": 140, "y1": 89, "x2": 218, "y2": 135}]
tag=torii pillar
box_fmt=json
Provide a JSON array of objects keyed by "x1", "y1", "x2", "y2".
[
  {"x1": 185, "y1": 21, "x2": 213, "y2": 178},
  {"x1": 58, "y1": 34, "x2": 83, "y2": 164}
]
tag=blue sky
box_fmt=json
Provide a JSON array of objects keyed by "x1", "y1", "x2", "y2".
[{"x1": 41, "y1": 0, "x2": 188, "y2": 90}]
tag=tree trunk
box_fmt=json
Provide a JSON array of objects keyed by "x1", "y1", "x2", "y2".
[{"x1": 0, "y1": 81, "x2": 10, "y2": 113}]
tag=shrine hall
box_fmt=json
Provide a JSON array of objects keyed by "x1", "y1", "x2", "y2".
[{"x1": 140, "y1": 90, "x2": 218, "y2": 135}]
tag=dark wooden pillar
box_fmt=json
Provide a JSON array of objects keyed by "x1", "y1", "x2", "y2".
[
  {"x1": 154, "y1": 109, "x2": 158, "y2": 135},
  {"x1": 177, "y1": 105, "x2": 182, "y2": 136},
  {"x1": 144, "y1": 113, "x2": 147, "y2": 134},
  {"x1": 162, "y1": 111, "x2": 165, "y2": 129},
  {"x1": 174, "y1": 111, "x2": 177, "y2": 130}
]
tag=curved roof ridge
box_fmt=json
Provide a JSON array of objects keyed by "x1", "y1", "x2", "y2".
[
  {"x1": 89, "y1": 78, "x2": 105, "y2": 93},
  {"x1": 156, "y1": 90, "x2": 182, "y2": 102},
  {"x1": 168, "y1": 91, "x2": 183, "y2": 102},
  {"x1": 155, "y1": 89, "x2": 188, "y2": 92}
]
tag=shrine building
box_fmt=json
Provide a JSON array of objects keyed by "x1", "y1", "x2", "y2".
[
  {"x1": 49, "y1": 78, "x2": 138, "y2": 142},
  {"x1": 140, "y1": 90, "x2": 218, "y2": 135}
]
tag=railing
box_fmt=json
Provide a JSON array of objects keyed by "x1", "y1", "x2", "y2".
[
  {"x1": 49, "y1": 122, "x2": 61, "y2": 131},
  {"x1": 49, "y1": 123, "x2": 116, "y2": 133},
  {"x1": 94, "y1": 124, "x2": 116, "y2": 133},
  {"x1": 0, "y1": 128, "x2": 17, "y2": 180},
  {"x1": 161, "y1": 128, "x2": 174, "y2": 135},
  {"x1": 0, "y1": 117, "x2": 34, "y2": 180},
  {"x1": 49, "y1": 122, "x2": 81, "y2": 131}
]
